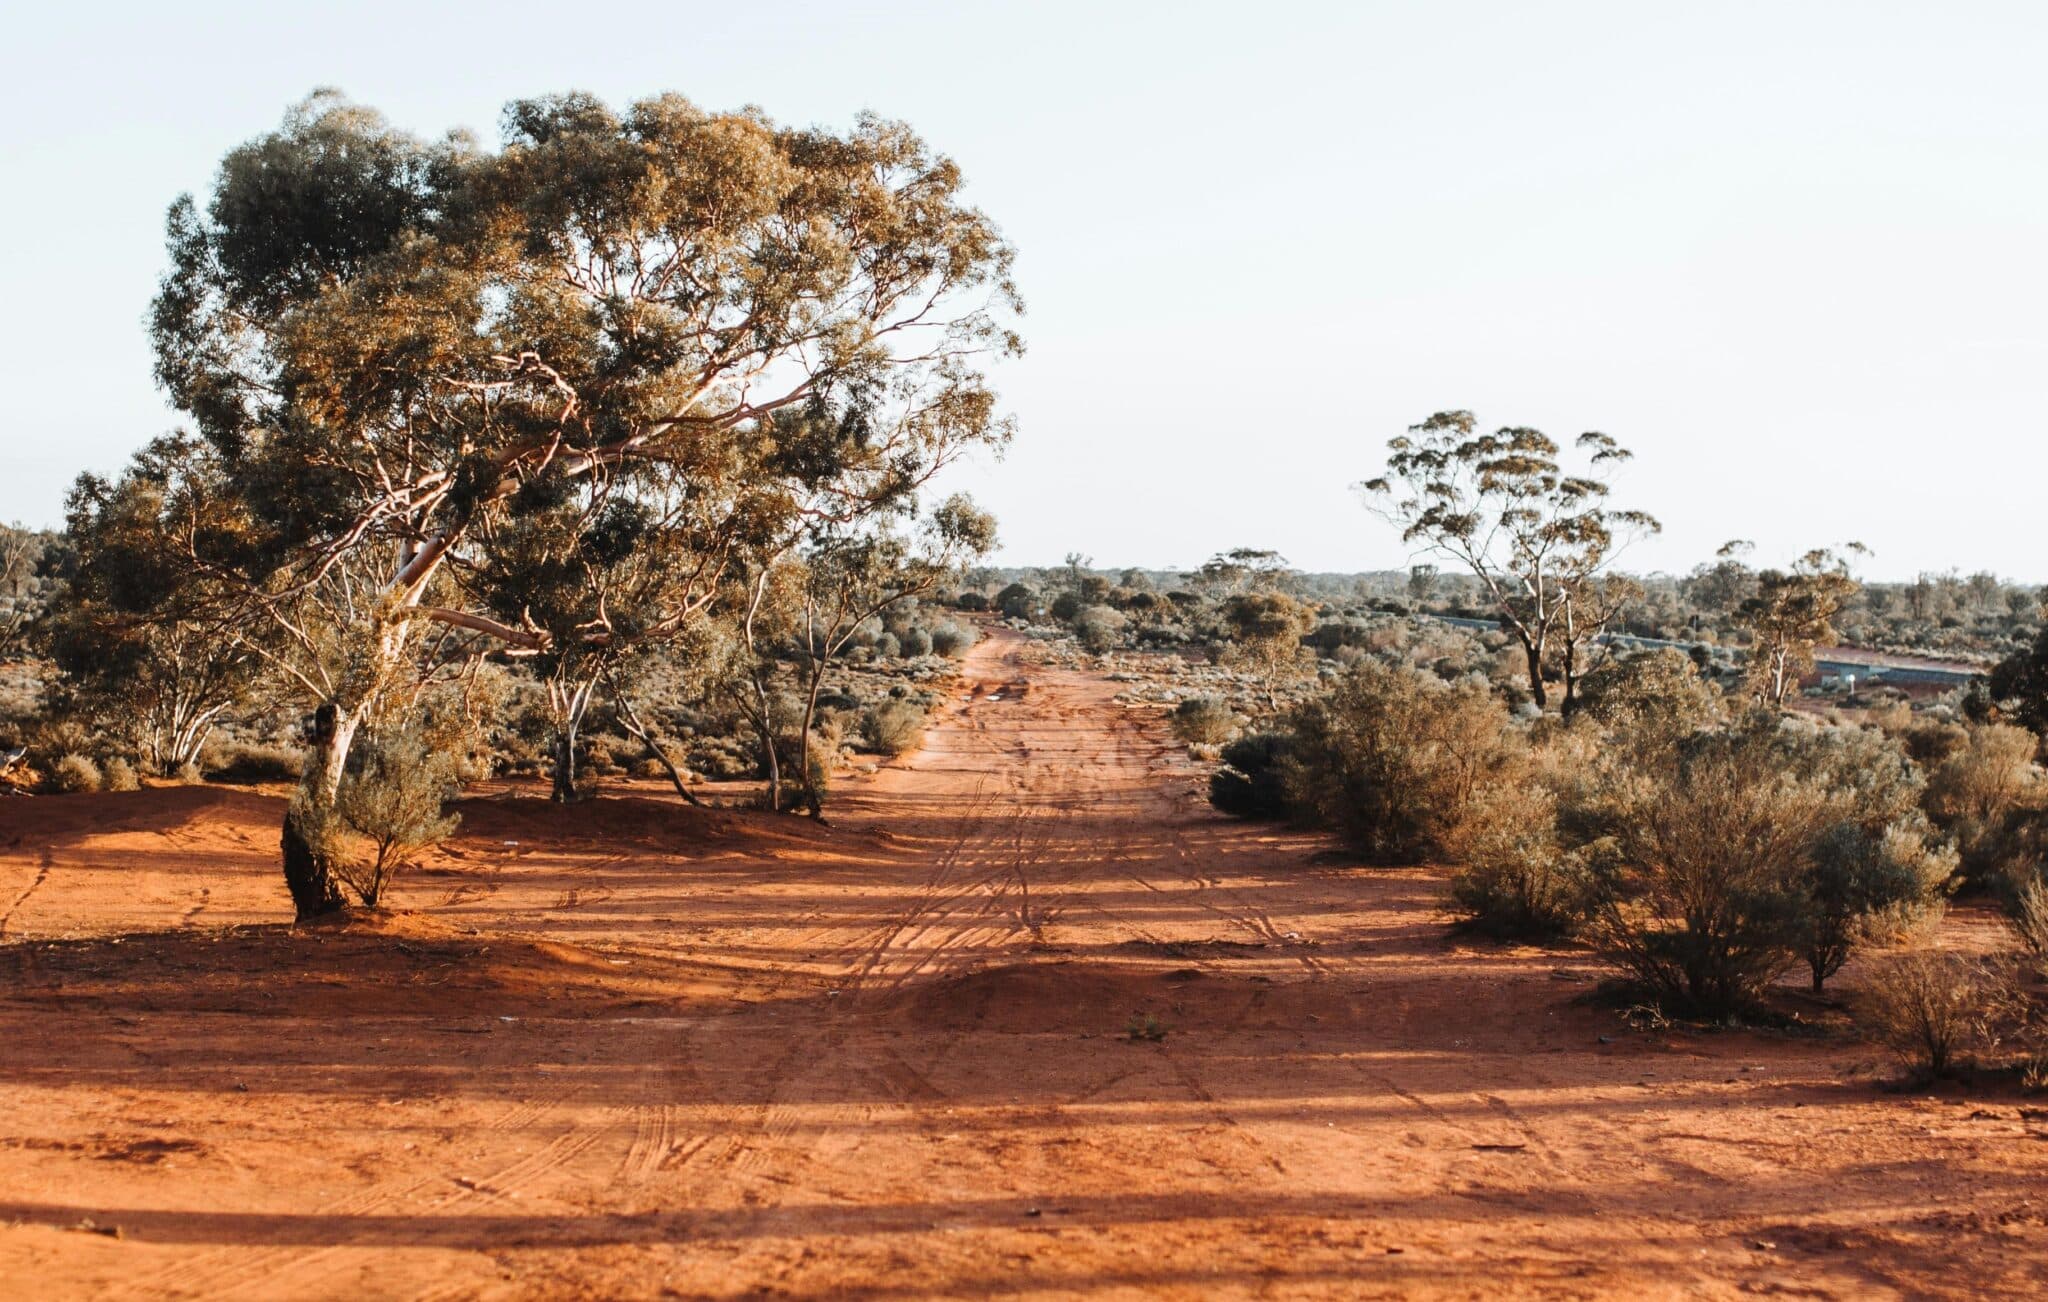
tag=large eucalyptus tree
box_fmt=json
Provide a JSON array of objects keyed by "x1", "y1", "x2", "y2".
[{"x1": 151, "y1": 90, "x2": 1020, "y2": 918}]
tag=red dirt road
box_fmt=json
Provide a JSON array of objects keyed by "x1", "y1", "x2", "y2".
[{"x1": 1, "y1": 627, "x2": 2044, "y2": 1299}]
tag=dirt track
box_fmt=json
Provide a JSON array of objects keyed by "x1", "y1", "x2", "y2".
[{"x1": 1, "y1": 627, "x2": 2045, "y2": 1299}]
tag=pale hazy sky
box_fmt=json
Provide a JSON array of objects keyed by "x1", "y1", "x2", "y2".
[{"x1": 3, "y1": 2, "x2": 2044, "y2": 579}]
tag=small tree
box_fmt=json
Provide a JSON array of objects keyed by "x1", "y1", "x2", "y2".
[
  {"x1": 48, "y1": 436, "x2": 258, "y2": 774},
  {"x1": 1406, "y1": 563, "x2": 1440, "y2": 606},
  {"x1": 1217, "y1": 591, "x2": 1316, "y2": 708},
  {"x1": 994, "y1": 583, "x2": 1039, "y2": 620},
  {"x1": 1983, "y1": 623, "x2": 2048, "y2": 737},
  {"x1": 1197, "y1": 548, "x2": 1295, "y2": 597},
  {"x1": 1680, "y1": 541, "x2": 1760, "y2": 621},
  {"x1": 771, "y1": 497, "x2": 995, "y2": 813},
  {"x1": 333, "y1": 730, "x2": 460, "y2": 908},
  {"x1": 474, "y1": 468, "x2": 739, "y2": 803},
  {"x1": 1554, "y1": 573, "x2": 1643, "y2": 713},
  {"x1": 1737, "y1": 547, "x2": 1864, "y2": 708},
  {"x1": 1361, "y1": 412, "x2": 1658, "y2": 711},
  {"x1": 0, "y1": 525, "x2": 56, "y2": 659}
]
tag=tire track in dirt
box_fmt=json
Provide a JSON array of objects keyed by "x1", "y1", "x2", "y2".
[
  {"x1": 0, "y1": 849, "x2": 53, "y2": 939},
  {"x1": 1157, "y1": 815, "x2": 1331, "y2": 975},
  {"x1": 135, "y1": 1078, "x2": 594, "y2": 1299},
  {"x1": 614, "y1": 1018, "x2": 722, "y2": 1186},
  {"x1": 627, "y1": 641, "x2": 1174, "y2": 1244}
]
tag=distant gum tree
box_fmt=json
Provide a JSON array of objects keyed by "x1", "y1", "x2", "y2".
[
  {"x1": 1197, "y1": 547, "x2": 1295, "y2": 597},
  {"x1": 149, "y1": 89, "x2": 1020, "y2": 918},
  {"x1": 1361, "y1": 411, "x2": 1659, "y2": 712},
  {"x1": 1554, "y1": 572, "x2": 1644, "y2": 714},
  {"x1": 1737, "y1": 546, "x2": 1865, "y2": 708},
  {"x1": 783, "y1": 497, "x2": 996, "y2": 814},
  {"x1": 50, "y1": 435, "x2": 257, "y2": 774},
  {"x1": 0, "y1": 525, "x2": 55, "y2": 657}
]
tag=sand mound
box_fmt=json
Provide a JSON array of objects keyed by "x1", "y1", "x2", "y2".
[
  {"x1": 449, "y1": 792, "x2": 849, "y2": 858},
  {"x1": 0, "y1": 910, "x2": 719, "y2": 1019},
  {"x1": 0, "y1": 785, "x2": 282, "y2": 846},
  {"x1": 867, "y1": 958, "x2": 1349, "y2": 1035}
]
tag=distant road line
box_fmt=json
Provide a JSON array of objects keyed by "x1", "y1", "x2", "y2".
[{"x1": 1416, "y1": 613, "x2": 1985, "y2": 686}]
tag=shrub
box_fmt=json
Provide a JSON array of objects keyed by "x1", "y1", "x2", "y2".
[
  {"x1": 1208, "y1": 732, "x2": 1298, "y2": 819},
  {"x1": 1306, "y1": 620, "x2": 1375, "y2": 654},
  {"x1": 995, "y1": 583, "x2": 1039, "y2": 620},
  {"x1": 1124, "y1": 1013, "x2": 1167, "y2": 1042},
  {"x1": 1285, "y1": 660, "x2": 1518, "y2": 863},
  {"x1": 1583, "y1": 724, "x2": 1953, "y2": 1016},
  {"x1": 1575, "y1": 648, "x2": 1719, "y2": 747},
  {"x1": 2009, "y1": 874, "x2": 2048, "y2": 975},
  {"x1": 205, "y1": 741, "x2": 305, "y2": 784},
  {"x1": 930, "y1": 620, "x2": 977, "y2": 658},
  {"x1": 899, "y1": 626, "x2": 934, "y2": 658},
  {"x1": 861, "y1": 700, "x2": 928, "y2": 756},
  {"x1": 954, "y1": 591, "x2": 990, "y2": 612},
  {"x1": 1873, "y1": 706, "x2": 1968, "y2": 766},
  {"x1": 1795, "y1": 821, "x2": 1956, "y2": 992},
  {"x1": 1448, "y1": 781, "x2": 1597, "y2": 940},
  {"x1": 874, "y1": 632, "x2": 902, "y2": 659},
  {"x1": 1860, "y1": 947, "x2": 2020, "y2": 1078},
  {"x1": 47, "y1": 753, "x2": 102, "y2": 793},
  {"x1": 584, "y1": 734, "x2": 636, "y2": 775},
  {"x1": 776, "y1": 734, "x2": 835, "y2": 812},
  {"x1": 1050, "y1": 591, "x2": 1085, "y2": 623},
  {"x1": 102, "y1": 757, "x2": 141, "y2": 792},
  {"x1": 1171, "y1": 695, "x2": 1237, "y2": 746},
  {"x1": 1922, "y1": 722, "x2": 2044, "y2": 884},
  {"x1": 1074, "y1": 606, "x2": 1127, "y2": 653},
  {"x1": 333, "y1": 732, "x2": 461, "y2": 907},
  {"x1": 692, "y1": 739, "x2": 754, "y2": 780}
]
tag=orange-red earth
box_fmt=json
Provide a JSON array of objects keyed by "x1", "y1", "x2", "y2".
[{"x1": 1, "y1": 627, "x2": 2044, "y2": 1299}]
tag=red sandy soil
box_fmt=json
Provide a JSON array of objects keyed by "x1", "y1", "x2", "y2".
[{"x1": 0, "y1": 627, "x2": 2044, "y2": 1300}]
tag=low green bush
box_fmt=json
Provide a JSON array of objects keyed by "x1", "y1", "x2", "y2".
[
  {"x1": 1171, "y1": 695, "x2": 1236, "y2": 745},
  {"x1": 205, "y1": 741, "x2": 305, "y2": 783},
  {"x1": 861, "y1": 700, "x2": 928, "y2": 756},
  {"x1": 1208, "y1": 732, "x2": 1296, "y2": 820},
  {"x1": 102, "y1": 756, "x2": 141, "y2": 792},
  {"x1": 930, "y1": 621, "x2": 978, "y2": 658},
  {"x1": 48, "y1": 753, "x2": 102, "y2": 793}
]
